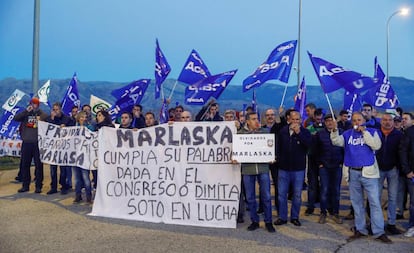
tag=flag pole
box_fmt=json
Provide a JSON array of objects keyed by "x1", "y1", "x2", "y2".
[
  {"x1": 279, "y1": 83, "x2": 288, "y2": 108},
  {"x1": 324, "y1": 93, "x2": 336, "y2": 121},
  {"x1": 168, "y1": 80, "x2": 178, "y2": 100}
]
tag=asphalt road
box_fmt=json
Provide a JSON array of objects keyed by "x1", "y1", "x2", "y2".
[{"x1": 0, "y1": 167, "x2": 413, "y2": 253}]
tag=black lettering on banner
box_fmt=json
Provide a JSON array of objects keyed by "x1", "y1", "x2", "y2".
[
  {"x1": 127, "y1": 198, "x2": 164, "y2": 217},
  {"x1": 116, "y1": 129, "x2": 134, "y2": 148},
  {"x1": 171, "y1": 202, "x2": 190, "y2": 220},
  {"x1": 154, "y1": 126, "x2": 166, "y2": 146}
]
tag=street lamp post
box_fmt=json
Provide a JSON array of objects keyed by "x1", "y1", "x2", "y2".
[
  {"x1": 386, "y1": 8, "x2": 409, "y2": 78},
  {"x1": 297, "y1": 0, "x2": 302, "y2": 88},
  {"x1": 32, "y1": 0, "x2": 40, "y2": 94}
]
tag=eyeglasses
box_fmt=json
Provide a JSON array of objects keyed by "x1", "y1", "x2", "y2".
[{"x1": 265, "y1": 114, "x2": 275, "y2": 116}]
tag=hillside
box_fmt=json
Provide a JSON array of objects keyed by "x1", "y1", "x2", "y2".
[{"x1": 0, "y1": 77, "x2": 413, "y2": 116}]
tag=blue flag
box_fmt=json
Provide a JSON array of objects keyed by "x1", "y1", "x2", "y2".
[
  {"x1": 243, "y1": 40, "x2": 297, "y2": 92},
  {"x1": 0, "y1": 106, "x2": 24, "y2": 138},
  {"x1": 343, "y1": 91, "x2": 362, "y2": 118},
  {"x1": 111, "y1": 79, "x2": 151, "y2": 99},
  {"x1": 185, "y1": 70, "x2": 237, "y2": 105},
  {"x1": 155, "y1": 39, "x2": 171, "y2": 99},
  {"x1": 308, "y1": 52, "x2": 379, "y2": 94},
  {"x1": 294, "y1": 77, "x2": 306, "y2": 119},
  {"x1": 159, "y1": 98, "x2": 169, "y2": 124},
  {"x1": 108, "y1": 79, "x2": 150, "y2": 120},
  {"x1": 361, "y1": 57, "x2": 399, "y2": 109},
  {"x1": 178, "y1": 49, "x2": 211, "y2": 84},
  {"x1": 61, "y1": 73, "x2": 81, "y2": 115}
]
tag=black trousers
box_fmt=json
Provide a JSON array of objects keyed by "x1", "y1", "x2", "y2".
[{"x1": 20, "y1": 142, "x2": 43, "y2": 189}]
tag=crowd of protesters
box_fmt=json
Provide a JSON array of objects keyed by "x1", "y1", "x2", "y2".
[{"x1": 11, "y1": 97, "x2": 414, "y2": 243}]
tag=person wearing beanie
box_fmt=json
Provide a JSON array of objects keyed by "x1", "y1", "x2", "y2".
[{"x1": 13, "y1": 97, "x2": 48, "y2": 193}]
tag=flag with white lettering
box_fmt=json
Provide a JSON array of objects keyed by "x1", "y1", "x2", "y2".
[
  {"x1": 2, "y1": 89, "x2": 26, "y2": 112},
  {"x1": 343, "y1": 91, "x2": 362, "y2": 117},
  {"x1": 108, "y1": 79, "x2": 150, "y2": 119},
  {"x1": 155, "y1": 39, "x2": 171, "y2": 99},
  {"x1": 243, "y1": 40, "x2": 297, "y2": 92},
  {"x1": 37, "y1": 80, "x2": 50, "y2": 106},
  {"x1": 90, "y1": 95, "x2": 112, "y2": 115},
  {"x1": 294, "y1": 77, "x2": 306, "y2": 119},
  {"x1": 111, "y1": 79, "x2": 150, "y2": 100},
  {"x1": 361, "y1": 57, "x2": 399, "y2": 109},
  {"x1": 178, "y1": 49, "x2": 211, "y2": 85},
  {"x1": 308, "y1": 52, "x2": 378, "y2": 94},
  {"x1": 61, "y1": 73, "x2": 81, "y2": 115},
  {"x1": 0, "y1": 106, "x2": 24, "y2": 138},
  {"x1": 185, "y1": 70, "x2": 237, "y2": 105}
]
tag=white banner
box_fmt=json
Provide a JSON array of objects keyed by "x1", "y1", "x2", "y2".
[
  {"x1": 90, "y1": 122, "x2": 241, "y2": 228},
  {"x1": 37, "y1": 121, "x2": 98, "y2": 170},
  {"x1": 231, "y1": 134, "x2": 275, "y2": 163},
  {"x1": 0, "y1": 139, "x2": 22, "y2": 157}
]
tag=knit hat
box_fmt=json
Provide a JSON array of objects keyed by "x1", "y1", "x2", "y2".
[{"x1": 30, "y1": 97, "x2": 40, "y2": 105}]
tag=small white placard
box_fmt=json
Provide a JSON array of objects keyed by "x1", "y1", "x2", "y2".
[{"x1": 232, "y1": 134, "x2": 275, "y2": 163}]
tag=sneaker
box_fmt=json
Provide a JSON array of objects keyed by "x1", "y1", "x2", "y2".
[
  {"x1": 237, "y1": 217, "x2": 244, "y2": 224},
  {"x1": 274, "y1": 218, "x2": 287, "y2": 226},
  {"x1": 247, "y1": 222, "x2": 260, "y2": 231},
  {"x1": 304, "y1": 208, "x2": 314, "y2": 216},
  {"x1": 404, "y1": 227, "x2": 414, "y2": 237},
  {"x1": 256, "y1": 208, "x2": 264, "y2": 214},
  {"x1": 347, "y1": 230, "x2": 366, "y2": 242},
  {"x1": 375, "y1": 234, "x2": 392, "y2": 244},
  {"x1": 318, "y1": 214, "x2": 327, "y2": 224},
  {"x1": 385, "y1": 224, "x2": 401, "y2": 235},
  {"x1": 61, "y1": 189, "x2": 68, "y2": 195},
  {"x1": 331, "y1": 214, "x2": 343, "y2": 224},
  {"x1": 86, "y1": 195, "x2": 93, "y2": 204},
  {"x1": 265, "y1": 223, "x2": 275, "y2": 233},
  {"x1": 34, "y1": 188, "x2": 42, "y2": 193},
  {"x1": 47, "y1": 189, "x2": 58, "y2": 195}
]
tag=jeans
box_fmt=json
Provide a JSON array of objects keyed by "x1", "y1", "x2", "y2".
[
  {"x1": 269, "y1": 164, "x2": 279, "y2": 213},
  {"x1": 319, "y1": 167, "x2": 342, "y2": 215},
  {"x1": 405, "y1": 177, "x2": 414, "y2": 227},
  {"x1": 50, "y1": 165, "x2": 71, "y2": 190},
  {"x1": 396, "y1": 175, "x2": 409, "y2": 215},
  {"x1": 243, "y1": 172, "x2": 272, "y2": 223},
  {"x1": 349, "y1": 169, "x2": 384, "y2": 237},
  {"x1": 378, "y1": 168, "x2": 399, "y2": 225},
  {"x1": 73, "y1": 166, "x2": 92, "y2": 197},
  {"x1": 278, "y1": 169, "x2": 305, "y2": 221}
]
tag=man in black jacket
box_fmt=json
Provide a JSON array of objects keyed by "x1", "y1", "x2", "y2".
[{"x1": 14, "y1": 97, "x2": 48, "y2": 193}]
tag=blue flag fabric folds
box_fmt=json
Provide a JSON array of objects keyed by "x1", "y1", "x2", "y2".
[
  {"x1": 0, "y1": 106, "x2": 24, "y2": 138},
  {"x1": 108, "y1": 79, "x2": 150, "y2": 120},
  {"x1": 185, "y1": 70, "x2": 237, "y2": 105},
  {"x1": 178, "y1": 49, "x2": 211, "y2": 85},
  {"x1": 343, "y1": 91, "x2": 362, "y2": 117},
  {"x1": 243, "y1": 40, "x2": 297, "y2": 92},
  {"x1": 159, "y1": 98, "x2": 169, "y2": 124},
  {"x1": 155, "y1": 39, "x2": 171, "y2": 99},
  {"x1": 361, "y1": 57, "x2": 399, "y2": 109},
  {"x1": 61, "y1": 73, "x2": 81, "y2": 115},
  {"x1": 308, "y1": 52, "x2": 378, "y2": 94},
  {"x1": 294, "y1": 77, "x2": 307, "y2": 119}
]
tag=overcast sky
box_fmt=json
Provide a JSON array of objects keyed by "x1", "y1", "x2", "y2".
[{"x1": 0, "y1": 0, "x2": 413, "y2": 88}]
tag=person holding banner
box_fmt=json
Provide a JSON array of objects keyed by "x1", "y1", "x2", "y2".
[
  {"x1": 275, "y1": 110, "x2": 312, "y2": 227},
  {"x1": 14, "y1": 97, "x2": 48, "y2": 193},
  {"x1": 119, "y1": 112, "x2": 133, "y2": 129},
  {"x1": 73, "y1": 111, "x2": 93, "y2": 204},
  {"x1": 237, "y1": 112, "x2": 275, "y2": 233},
  {"x1": 45, "y1": 102, "x2": 72, "y2": 195}
]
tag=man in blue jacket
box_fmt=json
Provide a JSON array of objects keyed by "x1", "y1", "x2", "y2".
[{"x1": 331, "y1": 112, "x2": 392, "y2": 244}]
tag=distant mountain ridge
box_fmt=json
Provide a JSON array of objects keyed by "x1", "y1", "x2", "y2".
[{"x1": 1, "y1": 77, "x2": 413, "y2": 116}]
